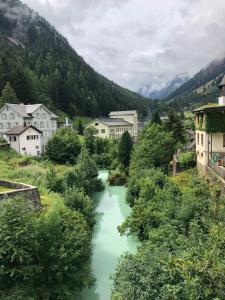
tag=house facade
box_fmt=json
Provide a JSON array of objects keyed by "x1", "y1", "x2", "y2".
[
  {"x1": 87, "y1": 110, "x2": 138, "y2": 139},
  {"x1": 6, "y1": 125, "x2": 42, "y2": 156},
  {"x1": 193, "y1": 75, "x2": 225, "y2": 178},
  {"x1": 109, "y1": 110, "x2": 138, "y2": 138},
  {"x1": 87, "y1": 118, "x2": 133, "y2": 139},
  {"x1": 0, "y1": 103, "x2": 58, "y2": 151}
]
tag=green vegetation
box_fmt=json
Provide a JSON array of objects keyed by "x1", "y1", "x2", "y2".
[
  {"x1": 108, "y1": 170, "x2": 127, "y2": 186},
  {"x1": 0, "y1": 81, "x2": 18, "y2": 106},
  {"x1": 0, "y1": 0, "x2": 156, "y2": 117},
  {"x1": 45, "y1": 127, "x2": 81, "y2": 164},
  {"x1": 0, "y1": 146, "x2": 103, "y2": 299},
  {"x1": 117, "y1": 131, "x2": 133, "y2": 169},
  {"x1": 205, "y1": 111, "x2": 225, "y2": 133},
  {"x1": 111, "y1": 121, "x2": 225, "y2": 300}
]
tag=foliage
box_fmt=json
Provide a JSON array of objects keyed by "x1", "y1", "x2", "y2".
[
  {"x1": 108, "y1": 170, "x2": 127, "y2": 186},
  {"x1": 164, "y1": 110, "x2": 186, "y2": 146},
  {"x1": 65, "y1": 147, "x2": 103, "y2": 194},
  {"x1": 151, "y1": 110, "x2": 162, "y2": 125},
  {"x1": 118, "y1": 131, "x2": 133, "y2": 169},
  {"x1": 77, "y1": 119, "x2": 84, "y2": 135},
  {"x1": 0, "y1": 4, "x2": 155, "y2": 118},
  {"x1": 178, "y1": 151, "x2": 196, "y2": 169},
  {"x1": 45, "y1": 167, "x2": 65, "y2": 194},
  {"x1": 130, "y1": 123, "x2": 175, "y2": 174},
  {"x1": 205, "y1": 111, "x2": 225, "y2": 133},
  {"x1": 45, "y1": 127, "x2": 81, "y2": 164},
  {"x1": 64, "y1": 187, "x2": 95, "y2": 228},
  {"x1": 0, "y1": 81, "x2": 18, "y2": 106}
]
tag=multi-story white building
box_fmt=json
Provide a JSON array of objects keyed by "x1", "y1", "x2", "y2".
[
  {"x1": 0, "y1": 103, "x2": 58, "y2": 151},
  {"x1": 109, "y1": 111, "x2": 138, "y2": 138},
  {"x1": 87, "y1": 110, "x2": 138, "y2": 139}
]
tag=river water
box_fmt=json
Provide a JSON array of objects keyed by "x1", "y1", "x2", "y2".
[{"x1": 78, "y1": 170, "x2": 139, "y2": 300}]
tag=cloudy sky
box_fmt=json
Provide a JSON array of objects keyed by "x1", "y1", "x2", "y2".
[{"x1": 22, "y1": 0, "x2": 225, "y2": 92}]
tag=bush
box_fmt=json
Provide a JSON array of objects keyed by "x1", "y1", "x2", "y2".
[
  {"x1": 45, "y1": 127, "x2": 81, "y2": 164},
  {"x1": 178, "y1": 151, "x2": 196, "y2": 169},
  {"x1": 108, "y1": 170, "x2": 127, "y2": 186}
]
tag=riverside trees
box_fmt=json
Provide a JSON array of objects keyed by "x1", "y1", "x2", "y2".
[{"x1": 112, "y1": 122, "x2": 225, "y2": 299}]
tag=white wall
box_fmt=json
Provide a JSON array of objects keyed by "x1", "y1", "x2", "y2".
[
  {"x1": 87, "y1": 121, "x2": 132, "y2": 139},
  {"x1": 0, "y1": 106, "x2": 24, "y2": 138},
  {"x1": 110, "y1": 112, "x2": 138, "y2": 137}
]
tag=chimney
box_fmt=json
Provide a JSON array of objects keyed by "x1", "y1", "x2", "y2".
[{"x1": 218, "y1": 75, "x2": 225, "y2": 105}]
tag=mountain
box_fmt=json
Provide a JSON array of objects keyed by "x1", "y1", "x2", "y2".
[
  {"x1": 164, "y1": 57, "x2": 225, "y2": 111},
  {"x1": 138, "y1": 74, "x2": 189, "y2": 100},
  {"x1": 0, "y1": 0, "x2": 154, "y2": 118}
]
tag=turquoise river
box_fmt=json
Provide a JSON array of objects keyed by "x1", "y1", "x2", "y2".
[{"x1": 77, "y1": 170, "x2": 139, "y2": 300}]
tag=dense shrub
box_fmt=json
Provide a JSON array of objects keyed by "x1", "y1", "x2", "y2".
[{"x1": 108, "y1": 170, "x2": 127, "y2": 186}]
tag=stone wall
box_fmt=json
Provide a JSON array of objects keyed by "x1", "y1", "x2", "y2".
[{"x1": 0, "y1": 180, "x2": 41, "y2": 210}]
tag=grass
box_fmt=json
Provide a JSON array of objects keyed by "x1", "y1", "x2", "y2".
[
  {"x1": 0, "y1": 186, "x2": 15, "y2": 192},
  {"x1": 0, "y1": 149, "x2": 71, "y2": 209},
  {"x1": 170, "y1": 168, "x2": 197, "y2": 193}
]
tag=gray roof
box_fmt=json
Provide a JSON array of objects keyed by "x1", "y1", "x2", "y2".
[
  {"x1": 219, "y1": 75, "x2": 225, "y2": 87},
  {"x1": 109, "y1": 110, "x2": 137, "y2": 116},
  {"x1": 96, "y1": 118, "x2": 132, "y2": 126},
  {"x1": 6, "y1": 125, "x2": 42, "y2": 136},
  {"x1": 5, "y1": 103, "x2": 58, "y2": 119}
]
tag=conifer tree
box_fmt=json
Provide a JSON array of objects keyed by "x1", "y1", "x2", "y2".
[
  {"x1": 0, "y1": 82, "x2": 18, "y2": 106},
  {"x1": 118, "y1": 131, "x2": 133, "y2": 168},
  {"x1": 151, "y1": 110, "x2": 162, "y2": 125},
  {"x1": 78, "y1": 119, "x2": 84, "y2": 135}
]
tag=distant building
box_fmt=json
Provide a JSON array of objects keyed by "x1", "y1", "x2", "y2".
[
  {"x1": 109, "y1": 111, "x2": 138, "y2": 138},
  {"x1": 0, "y1": 103, "x2": 58, "y2": 152},
  {"x1": 6, "y1": 125, "x2": 42, "y2": 156},
  {"x1": 193, "y1": 75, "x2": 225, "y2": 178},
  {"x1": 87, "y1": 118, "x2": 133, "y2": 139},
  {"x1": 87, "y1": 110, "x2": 138, "y2": 139}
]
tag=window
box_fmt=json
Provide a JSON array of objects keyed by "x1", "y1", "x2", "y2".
[
  {"x1": 46, "y1": 122, "x2": 49, "y2": 128},
  {"x1": 34, "y1": 122, "x2": 38, "y2": 127},
  {"x1": 101, "y1": 129, "x2": 105, "y2": 133},
  {"x1": 223, "y1": 134, "x2": 225, "y2": 147},
  {"x1": 42, "y1": 113, "x2": 46, "y2": 119},
  {"x1": 116, "y1": 128, "x2": 120, "y2": 132},
  {"x1": 14, "y1": 122, "x2": 18, "y2": 126},
  {"x1": 201, "y1": 134, "x2": 204, "y2": 146},
  {"x1": 95, "y1": 122, "x2": 99, "y2": 126},
  {"x1": 6, "y1": 123, "x2": 11, "y2": 129},
  {"x1": 9, "y1": 113, "x2": 15, "y2": 120},
  {"x1": 197, "y1": 133, "x2": 199, "y2": 145},
  {"x1": 36, "y1": 146, "x2": 39, "y2": 149},
  {"x1": 2, "y1": 114, "x2": 7, "y2": 120},
  {"x1": 36, "y1": 113, "x2": 41, "y2": 119},
  {"x1": 201, "y1": 152, "x2": 204, "y2": 158},
  {"x1": 40, "y1": 122, "x2": 44, "y2": 128},
  {"x1": 22, "y1": 147, "x2": 26, "y2": 151},
  {"x1": 110, "y1": 129, "x2": 114, "y2": 133},
  {"x1": 13, "y1": 136, "x2": 16, "y2": 142},
  {"x1": 0, "y1": 123, "x2": 3, "y2": 129}
]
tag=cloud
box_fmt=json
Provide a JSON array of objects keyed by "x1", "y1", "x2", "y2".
[{"x1": 22, "y1": 0, "x2": 225, "y2": 92}]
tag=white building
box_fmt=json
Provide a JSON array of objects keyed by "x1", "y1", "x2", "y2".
[
  {"x1": 193, "y1": 75, "x2": 225, "y2": 178},
  {"x1": 87, "y1": 110, "x2": 138, "y2": 139},
  {"x1": 6, "y1": 125, "x2": 42, "y2": 156},
  {"x1": 109, "y1": 111, "x2": 138, "y2": 138},
  {"x1": 87, "y1": 118, "x2": 133, "y2": 139},
  {"x1": 0, "y1": 103, "x2": 58, "y2": 151}
]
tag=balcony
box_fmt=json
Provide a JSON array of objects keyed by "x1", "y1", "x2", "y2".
[{"x1": 208, "y1": 152, "x2": 225, "y2": 179}]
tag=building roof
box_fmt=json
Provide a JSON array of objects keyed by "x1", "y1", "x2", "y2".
[
  {"x1": 6, "y1": 125, "x2": 42, "y2": 136},
  {"x1": 218, "y1": 75, "x2": 225, "y2": 87},
  {"x1": 192, "y1": 103, "x2": 225, "y2": 113},
  {"x1": 96, "y1": 118, "x2": 132, "y2": 126},
  {"x1": 4, "y1": 103, "x2": 58, "y2": 119},
  {"x1": 109, "y1": 110, "x2": 137, "y2": 116}
]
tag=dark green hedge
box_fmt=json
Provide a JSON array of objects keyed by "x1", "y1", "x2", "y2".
[{"x1": 205, "y1": 112, "x2": 225, "y2": 133}]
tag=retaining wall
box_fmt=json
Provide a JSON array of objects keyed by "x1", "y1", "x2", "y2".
[{"x1": 0, "y1": 180, "x2": 41, "y2": 210}]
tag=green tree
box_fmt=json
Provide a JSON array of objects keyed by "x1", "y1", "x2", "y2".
[
  {"x1": 0, "y1": 82, "x2": 18, "y2": 106},
  {"x1": 64, "y1": 187, "x2": 95, "y2": 228},
  {"x1": 45, "y1": 127, "x2": 81, "y2": 164},
  {"x1": 118, "y1": 131, "x2": 133, "y2": 168},
  {"x1": 130, "y1": 123, "x2": 174, "y2": 174},
  {"x1": 164, "y1": 110, "x2": 186, "y2": 146},
  {"x1": 151, "y1": 110, "x2": 162, "y2": 125},
  {"x1": 77, "y1": 119, "x2": 84, "y2": 135}
]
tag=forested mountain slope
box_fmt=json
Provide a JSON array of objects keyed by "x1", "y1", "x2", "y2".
[
  {"x1": 0, "y1": 0, "x2": 153, "y2": 117},
  {"x1": 164, "y1": 57, "x2": 225, "y2": 111}
]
